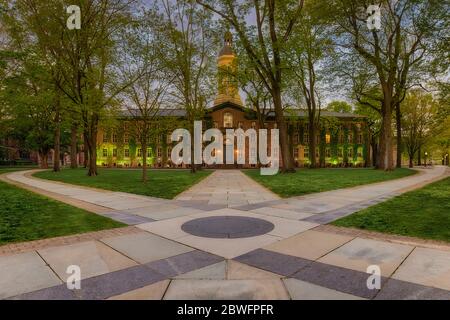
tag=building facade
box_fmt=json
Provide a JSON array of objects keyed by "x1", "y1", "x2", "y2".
[{"x1": 96, "y1": 33, "x2": 370, "y2": 169}]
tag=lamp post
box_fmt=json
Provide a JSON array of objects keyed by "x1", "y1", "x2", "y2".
[
  {"x1": 446, "y1": 153, "x2": 449, "y2": 166},
  {"x1": 424, "y1": 152, "x2": 428, "y2": 167}
]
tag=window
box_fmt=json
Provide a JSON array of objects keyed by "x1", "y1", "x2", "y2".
[
  {"x1": 112, "y1": 133, "x2": 117, "y2": 143},
  {"x1": 224, "y1": 112, "x2": 233, "y2": 128},
  {"x1": 338, "y1": 148, "x2": 343, "y2": 157},
  {"x1": 264, "y1": 122, "x2": 268, "y2": 129},
  {"x1": 113, "y1": 148, "x2": 117, "y2": 157},
  {"x1": 124, "y1": 134, "x2": 129, "y2": 143},
  {"x1": 293, "y1": 133, "x2": 299, "y2": 144},
  {"x1": 213, "y1": 121, "x2": 219, "y2": 128},
  {"x1": 348, "y1": 148, "x2": 353, "y2": 158},
  {"x1": 325, "y1": 134, "x2": 331, "y2": 144},
  {"x1": 167, "y1": 147, "x2": 172, "y2": 158},
  {"x1": 167, "y1": 135, "x2": 172, "y2": 144},
  {"x1": 124, "y1": 149, "x2": 130, "y2": 158},
  {"x1": 357, "y1": 147, "x2": 363, "y2": 157},
  {"x1": 304, "y1": 123, "x2": 309, "y2": 132},
  {"x1": 348, "y1": 133, "x2": 353, "y2": 143},
  {"x1": 147, "y1": 148, "x2": 151, "y2": 158},
  {"x1": 325, "y1": 148, "x2": 331, "y2": 158},
  {"x1": 357, "y1": 133, "x2": 363, "y2": 144},
  {"x1": 103, "y1": 134, "x2": 108, "y2": 143},
  {"x1": 102, "y1": 149, "x2": 108, "y2": 157},
  {"x1": 304, "y1": 147, "x2": 309, "y2": 159},
  {"x1": 304, "y1": 133, "x2": 309, "y2": 144},
  {"x1": 315, "y1": 148, "x2": 319, "y2": 158},
  {"x1": 293, "y1": 148, "x2": 299, "y2": 159},
  {"x1": 338, "y1": 132, "x2": 344, "y2": 144},
  {"x1": 157, "y1": 147, "x2": 162, "y2": 158},
  {"x1": 273, "y1": 123, "x2": 277, "y2": 129},
  {"x1": 137, "y1": 148, "x2": 142, "y2": 157},
  {"x1": 251, "y1": 121, "x2": 256, "y2": 129}
]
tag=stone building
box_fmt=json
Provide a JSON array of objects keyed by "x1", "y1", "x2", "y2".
[{"x1": 96, "y1": 33, "x2": 370, "y2": 169}]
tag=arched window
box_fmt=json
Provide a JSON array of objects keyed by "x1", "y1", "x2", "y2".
[{"x1": 223, "y1": 112, "x2": 233, "y2": 128}]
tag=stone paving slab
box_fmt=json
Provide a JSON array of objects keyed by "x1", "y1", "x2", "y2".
[
  {"x1": 283, "y1": 278, "x2": 365, "y2": 300},
  {"x1": 100, "y1": 232, "x2": 194, "y2": 264},
  {"x1": 375, "y1": 278, "x2": 450, "y2": 300},
  {"x1": 234, "y1": 249, "x2": 311, "y2": 277},
  {"x1": 146, "y1": 250, "x2": 224, "y2": 278},
  {"x1": 163, "y1": 279, "x2": 289, "y2": 300},
  {"x1": 76, "y1": 264, "x2": 166, "y2": 300},
  {"x1": 175, "y1": 261, "x2": 227, "y2": 280},
  {"x1": 391, "y1": 247, "x2": 450, "y2": 291},
  {"x1": 291, "y1": 260, "x2": 386, "y2": 299},
  {"x1": 264, "y1": 230, "x2": 354, "y2": 261},
  {"x1": 227, "y1": 260, "x2": 281, "y2": 280},
  {"x1": 38, "y1": 241, "x2": 137, "y2": 281},
  {"x1": 99, "y1": 211, "x2": 155, "y2": 225},
  {"x1": 318, "y1": 238, "x2": 414, "y2": 277},
  {"x1": 107, "y1": 280, "x2": 171, "y2": 300},
  {"x1": 250, "y1": 206, "x2": 314, "y2": 220},
  {"x1": 0, "y1": 251, "x2": 62, "y2": 299}
]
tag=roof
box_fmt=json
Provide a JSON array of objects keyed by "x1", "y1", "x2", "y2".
[
  {"x1": 120, "y1": 109, "x2": 186, "y2": 117},
  {"x1": 120, "y1": 107, "x2": 366, "y2": 119}
]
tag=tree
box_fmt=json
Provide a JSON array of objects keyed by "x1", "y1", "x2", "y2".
[
  {"x1": 197, "y1": 0, "x2": 306, "y2": 172},
  {"x1": 118, "y1": 8, "x2": 170, "y2": 182},
  {"x1": 16, "y1": 0, "x2": 137, "y2": 176},
  {"x1": 402, "y1": 90, "x2": 438, "y2": 167},
  {"x1": 286, "y1": 1, "x2": 334, "y2": 168},
  {"x1": 330, "y1": 0, "x2": 447, "y2": 170},
  {"x1": 158, "y1": 0, "x2": 217, "y2": 173},
  {"x1": 327, "y1": 101, "x2": 353, "y2": 113}
]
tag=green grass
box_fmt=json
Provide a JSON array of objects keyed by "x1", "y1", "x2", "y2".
[
  {"x1": 332, "y1": 177, "x2": 450, "y2": 242},
  {"x1": 243, "y1": 168, "x2": 416, "y2": 198},
  {"x1": 0, "y1": 168, "x2": 124, "y2": 245},
  {"x1": 34, "y1": 168, "x2": 212, "y2": 199}
]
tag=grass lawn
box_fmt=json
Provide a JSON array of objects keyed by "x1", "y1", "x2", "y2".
[
  {"x1": 332, "y1": 177, "x2": 450, "y2": 242},
  {"x1": 0, "y1": 168, "x2": 124, "y2": 245},
  {"x1": 34, "y1": 168, "x2": 212, "y2": 199},
  {"x1": 243, "y1": 167, "x2": 416, "y2": 198}
]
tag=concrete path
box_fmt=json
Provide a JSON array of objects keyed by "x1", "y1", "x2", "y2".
[
  {"x1": 1, "y1": 166, "x2": 449, "y2": 300},
  {"x1": 175, "y1": 170, "x2": 280, "y2": 207}
]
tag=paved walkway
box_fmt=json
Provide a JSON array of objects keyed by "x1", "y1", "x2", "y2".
[
  {"x1": 175, "y1": 170, "x2": 280, "y2": 207},
  {"x1": 0, "y1": 166, "x2": 449, "y2": 300}
]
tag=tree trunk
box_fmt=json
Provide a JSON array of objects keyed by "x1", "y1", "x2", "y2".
[
  {"x1": 371, "y1": 138, "x2": 378, "y2": 167},
  {"x1": 273, "y1": 86, "x2": 294, "y2": 173},
  {"x1": 142, "y1": 140, "x2": 148, "y2": 183},
  {"x1": 396, "y1": 104, "x2": 402, "y2": 168},
  {"x1": 87, "y1": 118, "x2": 98, "y2": 176},
  {"x1": 417, "y1": 146, "x2": 421, "y2": 166},
  {"x1": 308, "y1": 118, "x2": 316, "y2": 168},
  {"x1": 53, "y1": 108, "x2": 61, "y2": 172},
  {"x1": 40, "y1": 151, "x2": 49, "y2": 169},
  {"x1": 409, "y1": 155, "x2": 414, "y2": 168},
  {"x1": 83, "y1": 129, "x2": 89, "y2": 168},
  {"x1": 377, "y1": 104, "x2": 394, "y2": 171},
  {"x1": 70, "y1": 124, "x2": 78, "y2": 169}
]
